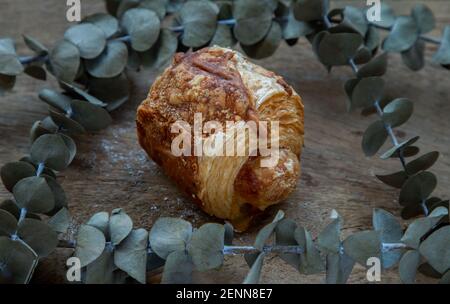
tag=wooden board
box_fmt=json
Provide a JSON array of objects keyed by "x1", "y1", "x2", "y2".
[{"x1": 0, "y1": 0, "x2": 449, "y2": 284}]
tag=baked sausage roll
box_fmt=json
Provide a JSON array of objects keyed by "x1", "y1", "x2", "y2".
[{"x1": 137, "y1": 46, "x2": 304, "y2": 231}]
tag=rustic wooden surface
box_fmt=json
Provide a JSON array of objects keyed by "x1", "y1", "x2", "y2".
[{"x1": 0, "y1": 0, "x2": 449, "y2": 284}]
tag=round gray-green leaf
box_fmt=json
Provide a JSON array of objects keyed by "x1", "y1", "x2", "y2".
[
  {"x1": 47, "y1": 40, "x2": 80, "y2": 83},
  {"x1": 242, "y1": 22, "x2": 282, "y2": 60},
  {"x1": 161, "y1": 250, "x2": 193, "y2": 284},
  {"x1": 376, "y1": 171, "x2": 407, "y2": 189},
  {"x1": 295, "y1": 226, "x2": 325, "y2": 274},
  {"x1": 406, "y1": 151, "x2": 440, "y2": 175},
  {"x1": 357, "y1": 53, "x2": 388, "y2": 78},
  {"x1": 17, "y1": 218, "x2": 58, "y2": 258},
  {"x1": 275, "y1": 218, "x2": 300, "y2": 268},
  {"x1": 24, "y1": 65, "x2": 46, "y2": 81},
  {"x1": 62, "y1": 82, "x2": 107, "y2": 107},
  {"x1": 30, "y1": 134, "x2": 72, "y2": 171},
  {"x1": 325, "y1": 251, "x2": 355, "y2": 284},
  {"x1": 70, "y1": 100, "x2": 112, "y2": 132},
  {"x1": 23, "y1": 35, "x2": 48, "y2": 56},
  {"x1": 139, "y1": 0, "x2": 167, "y2": 20},
  {"x1": 383, "y1": 16, "x2": 419, "y2": 52},
  {"x1": 0, "y1": 53, "x2": 23, "y2": 76},
  {"x1": 399, "y1": 250, "x2": 420, "y2": 283},
  {"x1": 12, "y1": 176, "x2": 55, "y2": 214},
  {"x1": 402, "y1": 40, "x2": 425, "y2": 71},
  {"x1": 254, "y1": 210, "x2": 284, "y2": 251},
  {"x1": 399, "y1": 171, "x2": 437, "y2": 206},
  {"x1": 83, "y1": 13, "x2": 119, "y2": 38},
  {"x1": 180, "y1": 1, "x2": 218, "y2": 47},
  {"x1": 188, "y1": 223, "x2": 225, "y2": 271},
  {"x1": 0, "y1": 236, "x2": 37, "y2": 284},
  {"x1": 0, "y1": 209, "x2": 17, "y2": 236},
  {"x1": 368, "y1": 3, "x2": 395, "y2": 28},
  {"x1": 372, "y1": 208, "x2": 403, "y2": 268},
  {"x1": 85, "y1": 41, "x2": 128, "y2": 78},
  {"x1": 317, "y1": 217, "x2": 341, "y2": 254},
  {"x1": 233, "y1": 0, "x2": 273, "y2": 45},
  {"x1": 49, "y1": 108, "x2": 86, "y2": 134},
  {"x1": 343, "y1": 230, "x2": 381, "y2": 266},
  {"x1": 282, "y1": 10, "x2": 314, "y2": 40},
  {"x1": 351, "y1": 77, "x2": 385, "y2": 109},
  {"x1": 64, "y1": 23, "x2": 107, "y2": 59},
  {"x1": 109, "y1": 208, "x2": 133, "y2": 246},
  {"x1": 122, "y1": 8, "x2": 160, "y2": 52},
  {"x1": 210, "y1": 24, "x2": 236, "y2": 48},
  {"x1": 341, "y1": 6, "x2": 368, "y2": 36},
  {"x1": 380, "y1": 136, "x2": 419, "y2": 160},
  {"x1": 86, "y1": 211, "x2": 109, "y2": 235},
  {"x1": 115, "y1": 228, "x2": 148, "y2": 284},
  {"x1": 48, "y1": 207, "x2": 70, "y2": 234},
  {"x1": 149, "y1": 217, "x2": 192, "y2": 259},
  {"x1": 293, "y1": 0, "x2": 326, "y2": 22},
  {"x1": 1, "y1": 161, "x2": 36, "y2": 192},
  {"x1": 362, "y1": 120, "x2": 388, "y2": 157},
  {"x1": 411, "y1": 4, "x2": 435, "y2": 34},
  {"x1": 419, "y1": 226, "x2": 450, "y2": 274},
  {"x1": 382, "y1": 98, "x2": 413, "y2": 128},
  {"x1": 88, "y1": 73, "x2": 130, "y2": 111},
  {"x1": 139, "y1": 29, "x2": 178, "y2": 70},
  {"x1": 243, "y1": 252, "x2": 265, "y2": 284},
  {"x1": 433, "y1": 25, "x2": 450, "y2": 65},
  {"x1": 75, "y1": 224, "x2": 106, "y2": 267},
  {"x1": 317, "y1": 32, "x2": 363, "y2": 66},
  {"x1": 401, "y1": 215, "x2": 443, "y2": 249},
  {"x1": 38, "y1": 89, "x2": 72, "y2": 113}
]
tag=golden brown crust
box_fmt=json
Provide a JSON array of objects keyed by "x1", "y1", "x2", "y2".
[{"x1": 137, "y1": 46, "x2": 304, "y2": 231}]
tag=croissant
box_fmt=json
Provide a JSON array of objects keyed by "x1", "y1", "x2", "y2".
[{"x1": 137, "y1": 46, "x2": 304, "y2": 231}]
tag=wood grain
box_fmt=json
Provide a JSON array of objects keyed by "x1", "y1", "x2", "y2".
[{"x1": 0, "y1": 0, "x2": 449, "y2": 284}]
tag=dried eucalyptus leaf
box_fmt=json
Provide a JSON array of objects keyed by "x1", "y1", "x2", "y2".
[
  {"x1": 368, "y1": 3, "x2": 395, "y2": 28},
  {"x1": 0, "y1": 236, "x2": 37, "y2": 284},
  {"x1": 0, "y1": 209, "x2": 17, "y2": 236},
  {"x1": 433, "y1": 25, "x2": 450, "y2": 65},
  {"x1": 188, "y1": 223, "x2": 224, "y2": 271},
  {"x1": 64, "y1": 23, "x2": 107, "y2": 59},
  {"x1": 30, "y1": 134, "x2": 72, "y2": 170},
  {"x1": 86, "y1": 212, "x2": 109, "y2": 236},
  {"x1": 23, "y1": 35, "x2": 48, "y2": 56},
  {"x1": 85, "y1": 41, "x2": 128, "y2": 78},
  {"x1": 364, "y1": 26, "x2": 380, "y2": 52},
  {"x1": 62, "y1": 81, "x2": 107, "y2": 107},
  {"x1": 341, "y1": 6, "x2": 368, "y2": 36},
  {"x1": 282, "y1": 10, "x2": 314, "y2": 40},
  {"x1": 406, "y1": 152, "x2": 439, "y2": 175},
  {"x1": 353, "y1": 47, "x2": 372, "y2": 65},
  {"x1": 399, "y1": 250, "x2": 420, "y2": 284},
  {"x1": 210, "y1": 24, "x2": 236, "y2": 48},
  {"x1": 88, "y1": 74, "x2": 130, "y2": 111},
  {"x1": 233, "y1": 0, "x2": 273, "y2": 45},
  {"x1": 326, "y1": 251, "x2": 355, "y2": 284},
  {"x1": 179, "y1": 1, "x2": 218, "y2": 48},
  {"x1": 399, "y1": 171, "x2": 437, "y2": 206},
  {"x1": 418, "y1": 261, "x2": 442, "y2": 279},
  {"x1": 85, "y1": 249, "x2": 115, "y2": 284},
  {"x1": 17, "y1": 218, "x2": 58, "y2": 258},
  {"x1": 12, "y1": 176, "x2": 54, "y2": 213},
  {"x1": 48, "y1": 207, "x2": 70, "y2": 233},
  {"x1": 402, "y1": 40, "x2": 425, "y2": 71},
  {"x1": 317, "y1": 217, "x2": 341, "y2": 254},
  {"x1": 122, "y1": 8, "x2": 161, "y2": 52},
  {"x1": 380, "y1": 136, "x2": 420, "y2": 160},
  {"x1": 24, "y1": 65, "x2": 46, "y2": 81},
  {"x1": 0, "y1": 74, "x2": 16, "y2": 93},
  {"x1": 47, "y1": 40, "x2": 80, "y2": 83},
  {"x1": 293, "y1": 0, "x2": 326, "y2": 22},
  {"x1": 0, "y1": 38, "x2": 16, "y2": 55},
  {"x1": 139, "y1": 0, "x2": 167, "y2": 20},
  {"x1": 362, "y1": 120, "x2": 388, "y2": 157},
  {"x1": 224, "y1": 222, "x2": 234, "y2": 246},
  {"x1": 343, "y1": 230, "x2": 381, "y2": 266},
  {"x1": 146, "y1": 252, "x2": 165, "y2": 271},
  {"x1": 295, "y1": 226, "x2": 324, "y2": 274},
  {"x1": 373, "y1": 209, "x2": 403, "y2": 268},
  {"x1": 254, "y1": 210, "x2": 284, "y2": 251},
  {"x1": 383, "y1": 98, "x2": 414, "y2": 128},
  {"x1": 383, "y1": 16, "x2": 419, "y2": 52},
  {"x1": 49, "y1": 108, "x2": 86, "y2": 134},
  {"x1": 275, "y1": 219, "x2": 300, "y2": 268},
  {"x1": 376, "y1": 171, "x2": 407, "y2": 189},
  {"x1": 243, "y1": 252, "x2": 265, "y2": 284},
  {"x1": 75, "y1": 224, "x2": 106, "y2": 267},
  {"x1": 0, "y1": 199, "x2": 19, "y2": 219},
  {"x1": 39, "y1": 88, "x2": 72, "y2": 113},
  {"x1": 109, "y1": 208, "x2": 133, "y2": 246},
  {"x1": 1, "y1": 161, "x2": 36, "y2": 192},
  {"x1": 242, "y1": 22, "x2": 282, "y2": 60},
  {"x1": 139, "y1": 29, "x2": 178, "y2": 70},
  {"x1": 429, "y1": 206, "x2": 448, "y2": 218},
  {"x1": 161, "y1": 250, "x2": 193, "y2": 284},
  {"x1": 419, "y1": 226, "x2": 450, "y2": 274},
  {"x1": 357, "y1": 53, "x2": 388, "y2": 78},
  {"x1": 115, "y1": 228, "x2": 148, "y2": 284},
  {"x1": 351, "y1": 77, "x2": 385, "y2": 109},
  {"x1": 317, "y1": 32, "x2": 363, "y2": 66},
  {"x1": 412, "y1": 4, "x2": 435, "y2": 34},
  {"x1": 70, "y1": 100, "x2": 112, "y2": 132},
  {"x1": 401, "y1": 215, "x2": 442, "y2": 249},
  {"x1": 83, "y1": 13, "x2": 119, "y2": 38},
  {"x1": 149, "y1": 217, "x2": 192, "y2": 259},
  {"x1": 0, "y1": 53, "x2": 23, "y2": 76}
]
